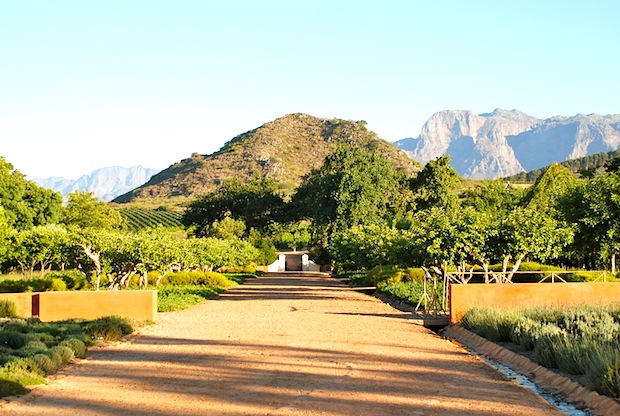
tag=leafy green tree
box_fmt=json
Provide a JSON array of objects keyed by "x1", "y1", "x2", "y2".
[
  {"x1": 7, "y1": 225, "x2": 70, "y2": 276},
  {"x1": 330, "y1": 224, "x2": 405, "y2": 271},
  {"x1": 491, "y1": 207, "x2": 574, "y2": 280},
  {"x1": 411, "y1": 155, "x2": 461, "y2": 211},
  {"x1": 182, "y1": 178, "x2": 286, "y2": 236},
  {"x1": 524, "y1": 163, "x2": 579, "y2": 215},
  {"x1": 248, "y1": 229, "x2": 278, "y2": 266},
  {"x1": 205, "y1": 217, "x2": 246, "y2": 240},
  {"x1": 62, "y1": 191, "x2": 125, "y2": 230},
  {"x1": 67, "y1": 227, "x2": 115, "y2": 290},
  {"x1": 0, "y1": 157, "x2": 63, "y2": 230},
  {"x1": 565, "y1": 171, "x2": 620, "y2": 271},
  {"x1": 0, "y1": 207, "x2": 12, "y2": 263},
  {"x1": 463, "y1": 179, "x2": 524, "y2": 214},
  {"x1": 270, "y1": 221, "x2": 311, "y2": 251},
  {"x1": 292, "y1": 146, "x2": 412, "y2": 260},
  {"x1": 604, "y1": 157, "x2": 620, "y2": 173}
]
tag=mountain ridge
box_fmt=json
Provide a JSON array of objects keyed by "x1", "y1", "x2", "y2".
[
  {"x1": 33, "y1": 166, "x2": 159, "y2": 202},
  {"x1": 394, "y1": 109, "x2": 620, "y2": 179},
  {"x1": 113, "y1": 113, "x2": 420, "y2": 205}
]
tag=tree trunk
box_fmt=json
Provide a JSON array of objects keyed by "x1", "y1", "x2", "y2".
[
  {"x1": 507, "y1": 254, "x2": 526, "y2": 283},
  {"x1": 79, "y1": 244, "x2": 102, "y2": 290},
  {"x1": 612, "y1": 253, "x2": 617, "y2": 274}
]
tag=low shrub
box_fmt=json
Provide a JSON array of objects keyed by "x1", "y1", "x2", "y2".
[
  {"x1": 0, "y1": 277, "x2": 67, "y2": 293},
  {"x1": 46, "y1": 271, "x2": 91, "y2": 290},
  {"x1": 0, "y1": 378, "x2": 29, "y2": 397},
  {"x1": 584, "y1": 343, "x2": 620, "y2": 397},
  {"x1": 461, "y1": 305, "x2": 620, "y2": 398},
  {"x1": 402, "y1": 268, "x2": 425, "y2": 282},
  {"x1": 335, "y1": 271, "x2": 367, "y2": 286},
  {"x1": 50, "y1": 345, "x2": 74, "y2": 364},
  {"x1": 460, "y1": 307, "x2": 520, "y2": 342},
  {"x1": 32, "y1": 353, "x2": 56, "y2": 373},
  {"x1": 377, "y1": 281, "x2": 425, "y2": 306},
  {"x1": 364, "y1": 265, "x2": 403, "y2": 288},
  {"x1": 564, "y1": 271, "x2": 618, "y2": 282},
  {"x1": 0, "y1": 316, "x2": 141, "y2": 396},
  {"x1": 509, "y1": 317, "x2": 542, "y2": 350},
  {"x1": 0, "y1": 300, "x2": 18, "y2": 318},
  {"x1": 4, "y1": 357, "x2": 43, "y2": 376},
  {"x1": 58, "y1": 338, "x2": 86, "y2": 358},
  {"x1": 165, "y1": 271, "x2": 232, "y2": 287},
  {"x1": 87, "y1": 316, "x2": 133, "y2": 341},
  {"x1": 557, "y1": 307, "x2": 620, "y2": 341},
  {"x1": 16, "y1": 341, "x2": 48, "y2": 358},
  {"x1": 0, "y1": 331, "x2": 28, "y2": 349},
  {"x1": 532, "y1": 323, "x2": 566, "y2": 368}
]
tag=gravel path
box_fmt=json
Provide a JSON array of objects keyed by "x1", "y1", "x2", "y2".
[{"x1": 1, "y1": 273, "x2": 564, "y2": 415}]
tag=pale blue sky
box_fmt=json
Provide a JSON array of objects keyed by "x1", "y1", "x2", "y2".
[{"x1": 1, "y1": 0, "x2": 618, "y2": 179}]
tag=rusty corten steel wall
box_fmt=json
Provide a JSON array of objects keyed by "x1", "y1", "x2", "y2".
[
  {"x1": 0, "y1": 290, "x2": 157, "y2": 322},
  {"x1": 449, "y1": 282, "x2": 620, "y2": 324}
]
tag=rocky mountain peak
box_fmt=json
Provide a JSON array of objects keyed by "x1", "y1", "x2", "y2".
[{"x1": 395, "y1": 110, "x2": 620, "y2": 179}]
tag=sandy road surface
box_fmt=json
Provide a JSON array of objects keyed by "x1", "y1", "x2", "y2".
[{"x1": 1, "y1": 273, "x2": 564, "y2": 415}]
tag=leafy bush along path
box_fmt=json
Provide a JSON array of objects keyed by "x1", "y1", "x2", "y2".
[{"x1": 1, "y1": 273, "x2": 563, "y2": 415}]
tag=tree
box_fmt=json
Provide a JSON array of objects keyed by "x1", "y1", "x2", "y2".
[
  {"x1": 0, "y1": 207, "x2": 12, "y2": 263},
  {"x1": 206, "y1": 217, "x2": 246, "y2": 240},
  {"x1": 182, "y1": 178, "x2": 286, "y2": 237},
  {"x1": 7, "y1": 225, "x2": 70, "y2": 276},
  {"x1": 62, "y1": 191, "x2": 125, "y2": 230},
  {"x1": 0, "y1": 157, "x2": 63, "y2": 230},
  {"x1": 463, "y1": 179, "x2": 524, "y2": 214},
  {"x1": 566, "y1": 172, "x2": 620, "y2": 271},
  {"x1": 291, "y1": 146, "x2": 412, "y2": 260},
  {"x1": 411, "y1": 155, "x2": 461, "y2": 211},
  {"x1": 491, "y1": 207, "x2": 574, "y2": 280},
  {"x1": 524, "y1": 163, "x2": 579, "y2": 215},
  {"x1": 270, "y1": 221, "x2": 311, "y2": 251}
]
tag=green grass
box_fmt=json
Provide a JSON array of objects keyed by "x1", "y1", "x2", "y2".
[
  {"x1": 155, "y1": 285, "x2": 225, "y2": 312},
  {"x1": 377, "y1": 281, "x2": 426, "y2": 306}
]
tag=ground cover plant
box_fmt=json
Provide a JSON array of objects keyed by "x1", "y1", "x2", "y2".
[
  {"x1": 0, "y1": 314, "x2": 138, "y2": 397},
  {"x1": 131, "y1": 271, "x2": 256, "y2": 312},
  {"x1": 461, "y1": 305, "x2": 620, "y2": 398},
  {"x1": 341, "y1": 266, "x2": 432, "y2": 308}
]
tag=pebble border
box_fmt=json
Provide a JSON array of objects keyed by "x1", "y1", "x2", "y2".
[{"x1": 441, "y1": 324, "x2": 620, "y2": 416}]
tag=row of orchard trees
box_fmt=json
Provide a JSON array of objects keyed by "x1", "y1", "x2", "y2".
[
  {"x1": 0, "y1": 158, "x2": 259, "y2": 289},
  {"x1": 326, "y1": 153, "x2": 620, "y2": 276},
  {"x1": 1, "y1": 225, "x2": 257, "y2": 290},
  {"x1": 182, "y1": 146, "x2": 620, "y2": 275}
]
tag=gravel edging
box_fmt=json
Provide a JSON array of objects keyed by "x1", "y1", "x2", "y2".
[{"x1": 441, "y1": 324, "x2": 620, "y2": 416}]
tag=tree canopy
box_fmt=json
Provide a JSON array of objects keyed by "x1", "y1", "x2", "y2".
[{"x1": 291, "y1": 145, "x2": 412, "y2": 259}]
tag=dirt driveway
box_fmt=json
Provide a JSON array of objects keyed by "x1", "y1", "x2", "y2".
[{"x1": 1, "y1": 273, "x2": 564, "y2": 415}]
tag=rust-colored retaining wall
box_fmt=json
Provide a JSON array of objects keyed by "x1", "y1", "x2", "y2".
[
  {"x1": 449, "y1": 282, "x2": 620, "y2": 324},
  {"x1": 0, "y1": 291, "x2": 157, "y2": 322},
  {"x1": 0, "y1": 292, "x2": 36, "y2": 318}
]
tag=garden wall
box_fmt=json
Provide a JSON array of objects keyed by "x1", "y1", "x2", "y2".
[
  {"x1": 449, "y1": 282, "x2": 620, "y2": 324},
  {"x1": 0, "y1": 290, "x2": 157, "y2": 322}
]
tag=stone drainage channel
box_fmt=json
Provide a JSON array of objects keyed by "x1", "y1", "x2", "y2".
[
  {"x1": 480, "y1": 356, "x2": 588, "y2": 415},
  {"x1": 439, "y1": 325, "x2": 620, "y2": 416},
  {"x1": 432, "y1": 324, "x2": 589, "y2": 415}
]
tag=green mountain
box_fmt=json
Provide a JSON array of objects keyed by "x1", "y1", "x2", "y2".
[
  {"x1": 113, "y1": 113, "x2": 420, "y2": 206},
  {"x1": 504, "y1": 148, "x2": 620, "y2": 182}
]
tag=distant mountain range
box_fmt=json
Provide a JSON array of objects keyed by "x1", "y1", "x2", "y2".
[
  {"x1": 33, "y1": 166, "x2": 159, "y2": 202},
  {"x1": 394, "y1": 109, "x2": 620, "y2": 179},
  {"x1": 31, "y1": 110, "x2": 620, "y2": 205}
]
